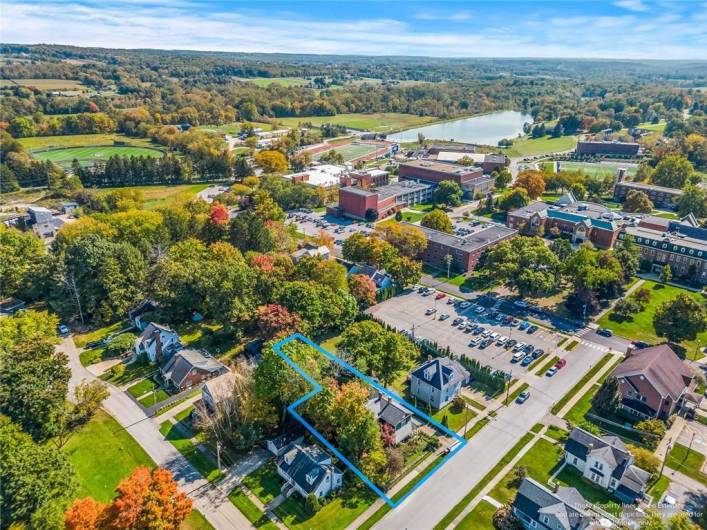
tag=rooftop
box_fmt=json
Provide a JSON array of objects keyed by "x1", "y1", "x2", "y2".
[
  {"x1": 341, "y1": 180, "x2": 431, "y2": 199},
  {"x1": 616, "y1": 180, "x2": 684, "y2": 194},
  {"x1": 411, "y1": 357, "x2": 469, "y2": 391},
  {"x1": 283, "y1": 164, "x2": 347, "y2": 187},
  {"x1": 400, "y1": 159, "x2": 478, "y2": 176},
  {"x1": 406, "y1": 221, "x2": 517, "y2": 252},
  {"x1": 623, "y1": 225, "x2": 707, "y2": 253}
]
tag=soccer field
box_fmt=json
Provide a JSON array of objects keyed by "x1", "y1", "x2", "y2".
[
  {"x1": 313, "y1": 142, "x2": 381, "y2": 162},
  {"x1": 556, "y1": 161, "x2": 637, "y2": 179},
  {"x1": 33, "y1": 145, "x2": 166, "y2": 167}
]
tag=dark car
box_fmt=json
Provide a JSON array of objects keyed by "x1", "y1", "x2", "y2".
[
  {"x1": 473, "y1": 327, "x2": 485, "y2": 335},
  {"x1": 516, "y1": 390, "x2": 530, "y2": 404},
  {"x1": 532, "y1": 348, "x2": 544, "y2": 359},
  {"x1": 527, "y1": 325, "x2": 538, "y2": 334},
  {"x1": 505, "y1": 339, "x2": 517, "y2": 350},
  {"x1": 632, "y1": 341, "x2": 651, "y2": 349},
  {"x1": 479, "y1": 338, "x2": 493, "y2": 349},
  {"x1": 522, "y1": 344, "x2": 535, "y2": 354},
  {"x1": 597, "y1": 328, "x2": 613, "y2": 337}
]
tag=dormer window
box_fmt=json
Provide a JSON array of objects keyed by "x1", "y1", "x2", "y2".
[{"x1": 306, "y1": 469, "x2": 319, "y2": 485}]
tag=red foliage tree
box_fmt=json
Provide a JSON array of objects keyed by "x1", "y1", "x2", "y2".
[
  {"x1": 257, "y1": 304, "x2": 301, "y2": 338},
  {"x1": 209, "y1": 203, "x2": 230, "y2": 225},
  {"x1": 380, "y1": 421, "x2": 396, "y2": 447},
  {"x1": 65, "y1": 497, "x2": 107, "y2": 530},
  {"x1": 249, "y1": 253, "x2": 276, "y2": 272},
  {"x1": 348, "y1": 274, "x2": 377, "y2": 308}
]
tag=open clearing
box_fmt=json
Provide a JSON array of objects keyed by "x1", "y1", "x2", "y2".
[
  {"x1": 0, "y1": 78, "x2": 86, "y2": 90},
  {"x1": 500, "y1": 135, "x2": 578, "y2": 157},
  {"x1": 97, "y1": 184, "x2": 209, "y2": 209},
  {"x1": 18, "y1": 133, "x2": 158, "y2": 151},
  {"x1": 277, "y1": 112, "x2": 439, "y2": 132},
  {"x1": 33, "y1": 145, "x2": 165, "y2": 167},
  {"x1": 234, "y1": 76, "x2": 310, "y2": 87},
  {"x1": 554, "y1": 161, "x2": 637, "y2": 179},
  {"x1": 313, "y1": 142, "x2": 382, "y2": 162}
]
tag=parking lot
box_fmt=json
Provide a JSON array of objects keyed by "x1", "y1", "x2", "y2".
[
  {"x1": 367, "y1": 288, "x2": 566, "y2": 375},
  {"x1": 286, "y1": 210, "x2": 374, "y2": 254}
]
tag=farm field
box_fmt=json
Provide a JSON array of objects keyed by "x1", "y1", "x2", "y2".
[
  {"x1": 33, "y1": 145, "x2": 165, "y2": 167},
  {"x1": 277, "y1": 112, "x2": 439, "y2": 132},
  {"x1": 0, "y1": 78, "x2": 86, "y2": 90},
  {"x1": 313, "y1": 142, "x2": 381, "y2": 162},
  {"x1": 554, "y1": 161, "x2": 637, "y2": 179},
  {"x1": 234, "y1": 76, "x2": 310, "y2": 87},
  {"x1": 18, "y1": 133, "x2": 157, "y2": 150},
  {"x1": 499, "y1": 134, "x2": 578, "y2": 157}
]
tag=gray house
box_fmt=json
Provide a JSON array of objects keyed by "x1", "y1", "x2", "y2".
[
  {"x1": 512, "y1": 478, "x2": 594, "y2": 530},
  {"x1": 276, "y1": 442, "x2": 343, "y2": 500},
  {"x1": 366, "y1": 394, "x2": 414, "y2": 444},
  {"x1": 409, "y1": 357, "x2": 470, "y2": 410}
]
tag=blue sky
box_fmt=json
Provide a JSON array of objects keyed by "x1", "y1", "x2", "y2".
[{"x1": 2, "y1": 0, "x2": 706, "y2": 59}]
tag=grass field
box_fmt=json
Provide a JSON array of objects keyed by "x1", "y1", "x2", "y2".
[
  {"x1": 183, "y1": 510, "x2": 215, "y2": 530},
  {"x1": 63, "y1": 409, "x2": 155, "y2": 502},
  {"x1": 666, "y1": 443, "x2": 707, "y2": 486},
  {"x1": 277, "y1": 112, "x2": 439, "y2": 132},
  {"x1": 499, "y1": 135, "x2": 578, "y2": 157},
  {"x1": 197, "y1": 121, "x2": 273, "y2": 135},
  {"x1": 0, "y1": 78, "x2": 86, "y2": 90},
  {"x1": 555, "y1": 161, "x2": 637, "y2": 179},
  {"x1": 18, "y1": 133, "x2": 157, "y2": 151},
  {"x1": 637, "y1": 121, "x2": 667, "y2": 133},
  {"x1": 432, "y1": 401, "x2": 476, "y2": 431},
  {"x1": 234, "y1": 76, "x2": 310, "y2": 87},
  {"x1": 274, "y1": 485, "x2": 374, "y2": 530},
  {"x1": 33, "y1": 145, "x2": 165, "y2": 167},
  {"x1": 159, "y1": 421, "x2": 223, "y2": 483},
  {"x1": 313, "y1": 142, "x2": 381, "y2": 162},
  {"x1": 597, "y1": 280, "x2": 707, "y2": 356},
  {"x1": 96, "y1": 184, "x2": 209, "y2": 209},
  {"x1": 228, "y1": 488, "x2": 279, "y2": 529}
]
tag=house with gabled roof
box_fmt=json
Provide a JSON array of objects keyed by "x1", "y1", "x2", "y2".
[
  {"x1": 409, "y1": 357, "x2": 470, "y2": 410},
  {"x1": 276, "y1": 442, "x2": 343, "y2": 499},
  {"x1": 201, "y1": 371, "x2": 237, "y2": 413},
  {"x1": 611, "y1": 344, "x2": 697, "y2": 420},
  {"x1": 160, "y1": 349, "x2": 228, "y2": 392},
  {"x1": 134, "y1": 322, "x2": 182, "y2": 363},
  {"x1": 564, "y1": 427, "x2": 651, "y2": 503},
  {"x1": 366, "y1": 394, "x2": 414, "y2": 444},
  {"x1": 512, "y1": 477, "x2": 596, "y2": 530},
  {"x1": 348, "y1": 264, "x2": 393, "y2": 291}
]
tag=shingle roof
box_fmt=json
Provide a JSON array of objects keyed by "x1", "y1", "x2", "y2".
[
  {"x1": 612, "y1": 344, "x2": 694, "y2": 401},
  {"x1": 566, "y1": 428, "x2": 629, "y2": 469},
  {"x1": 514, "y1": 478, "x2": 591, "y2": 530},
  {"x1": 366, "y1": 396, "x2": 412, "y2": 427},
  {"x1": 411, "y1": 357, "x2": 469, "y2": 391},
  {"x1": 161, "y1": 349, "x2": 226, "y2": 388},
  {"x1": 277, "y1": 443, "x2": 338, "y2": 494},
  {"x1": 203, "y1": 371, "x2": 236, "y2": 405}
]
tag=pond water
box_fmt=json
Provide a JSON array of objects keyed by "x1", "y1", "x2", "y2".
[{"x1": 387, "y1": 110, "x2": 533, "y2": 145}]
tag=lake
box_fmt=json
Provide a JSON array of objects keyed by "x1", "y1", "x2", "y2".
[{"x1": 387, "y1": 110, "x2": 532, "y2": 145}]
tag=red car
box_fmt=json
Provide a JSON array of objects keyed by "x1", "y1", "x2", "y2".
[
  {"x1": 555, "y1": 358, "x2": 567, "y2": 369},
  {"x1": 435, "y1": 293, "x2": 446, "y2": 300}
]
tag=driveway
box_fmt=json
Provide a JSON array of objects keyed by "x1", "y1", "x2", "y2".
[
  {"x1": 197, "y1": 185, "x2": 228, "y2": 204},
  {"x1": 62, "y1": 337, "x2": 257, "y2": 529}
]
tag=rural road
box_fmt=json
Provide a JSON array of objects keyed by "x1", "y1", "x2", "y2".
[{"x1": 62, "y1": 337, "x2": 258, "y2": 530}]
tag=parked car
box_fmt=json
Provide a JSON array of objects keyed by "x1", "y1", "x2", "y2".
[
  {"x1": 545, "y1": 367, "x2": 558, "y2": 377},
  {"x1": 511, "y1": 351, "x2": 526, "y2": 362},
  {"x1": 453, "y1": 317, "x2": 463, "y2": 326},
  {"x1": 521, "y1": 354, "x2": 533, "y2": 366},
  {"x1": 518, "y1": 321, "x2": 530, "y2": 331},
  {"x1": 435, "y1": 293, "x2": 446, "y2": 300},
  {"x1": 532, "y1": 348, "x2": 544, "y2": 359},
  {"x1": 522, "y1": 344, "x2": 535, "y2": 354},
  {"x1": 495, "y1": 314, "x2": 505, "y2": 322},
  {"x1": 459, "y1": 301, "x2": 471, "y2": 309},
  {"x1": 555, "y1": 358, "x2": 567, "y2": 369},
  {"x1": 597, "y1": 328, "x2": 613, "y2": 337},
  {"x1": 527, "y1": 325, "x2": 538, "y2": 334},
  {"x1": 58, "y1": 324, "x2": 70, "y2": 336},
  {"x1": 505, "y1": 339, "x2": 517, "y2": 350},
  {"x1": 496, "y1": 336, "x2": 508, "y2": 346},
  {"x1": 512, "y1": 342, "x2": 526, "y2": 352},
  {"x1": 632, "y1": 341, "x2": 652, "y2": 349},
  {"x1": 447, "y1": 297, "x2": 456, "y2": 305},
  {"x1": 469, "y1": 337, "x2": 481, "y2": 347},
  {"x1": 489, "y1": 331, "x2": 500, "y2": 340},
  {"x1": 475, "y1": 306, "x2": 485, "y2": 314},
  {"x1": 425, "y1": 308, "x2": 437, "y2": 315},
  {"x1": 514, "y1": 300, "x2": 528, "y2": 308},
  {"x1": 473, "y1": 327, "x2": 484, "y2": 335},
  {"x1": 516, "y1": 390, "x2": 530, "y2": 404},
  {"x1": 482, "y1": 329, "x2": 493, "y2": 338},
  {"x1": 418, "y1": 286, "x2": 427, "y2": 293},
  {"x1": 439, "y1": 314, "x2": 450, "y2": 321},
  {"x1": 480, "y1": 337, "x2": 493, "y2": 349}
]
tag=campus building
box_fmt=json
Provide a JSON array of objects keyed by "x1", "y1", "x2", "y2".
[
  {"x1": 575, "y1": 140, "x2": 640, "y2": 157},
  {"x1": 339, "y1": 168, "x2": 390, "y2": 188},
  {"x1": 506, "y1": 193, "x2": 623, "y2": 249},
  {"x1": 618, "y1": 214, "x2": 707, "y2": 283},
  {"x1": 612, "y1": 180, "x2": 683, "y2": 209},
  {"x1": 407, "y1": 221, "x2": 517, "y2": 272},
  {"x1": 328, "y1": 181, "x2": 432, "y2": 220},
  {"x1": 398, "y1": 160, "x2": 495, "y2": 197},
  {"x1": 283, "y1": 164, "x2": 347, "y2": 188}
]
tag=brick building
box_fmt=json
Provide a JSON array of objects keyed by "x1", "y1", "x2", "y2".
[
  {"x1": 408, "y1": 222, "x2": 517, "y2": 272},
  {"x1": 613, "y1": 180, "x2": 683, "y2": 209},
  {"x1": 506, "y1": 194, "x2": 622, "y2": 249},
  {"x1": 575, "y1": 140, "x2": 640, "y2": 157},
  {"x1": 339, "y1": 169, "x2": 389, "y2": 189},
  {"x1": 329, "y1": 181, "x2": 432, "y2": 220},
  {"x1": 398, "y1": 160, "x2": 494, "y2": 197}
]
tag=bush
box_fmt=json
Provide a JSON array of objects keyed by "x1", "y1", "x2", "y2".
[
  {"x1": 305, "y1": 493, "x2": 320, "y2": 515},
  {"x1": 110, "y1": 363, "x2": 126, "y2": 378}
]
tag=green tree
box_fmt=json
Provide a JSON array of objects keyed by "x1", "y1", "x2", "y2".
[
  {"x1": 653, "y1": 294, "x2": 707, "y2": 344},
  {"x1": 564, "y1": 245, "x2": 624, "y2": 299},
  {"x1": 497, "y1": 188, "x2": 530, "y2": 211},
  {"x1": 0, "y1": 224, "x2": 49, "y2": 300},
  {"x1": 493, "y1": 168, "x2": 512, "y2": 189},
  {"x1": 386, "y1": 255, "x2": 423, "y2": 288},
  {"x1": 676, "y1": 185, "x2": 707, "y2": 218},
  {"x1": 233, "y1": 156, "x2": 253, "y2": 180},
  {"x1": 229, "y1": 210, "x2": 276, "y2": 254},
  {"x1": 433, "y1": 179, "x2": 463, "y2": 207},
  {"x1": 652, "y1": 154, "x2": 694, "y2": 189},
  {"x1": 421, "y1": 208, "x2": 453, "y2": 234},
  {"x1": 591, "y1": 377, "x2": 621, "y2": 416},
  {"x1": 660, "y1": 264, "x2": 673, "y2": 284},
  {"x1": 614, "y1": 235, "x2": 641, "y2": 282},
  {"x1": 623, "y1": 190, "x2": 654, "y2": 213},
  {"x1": 635, "y1": 419, "x2": 666, "y2": 449},
  {"x1": 0, "y1": 416, "x2": 76, "y2": 529},
  {"x1": 550, "y1": 238, "x2": 573, "y2": 262}
]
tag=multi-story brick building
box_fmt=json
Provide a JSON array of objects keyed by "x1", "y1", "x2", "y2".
[
  {"x1": 506, "y1": 194, "x2": 622, "y2": 249},
  {"x1": 338, "y1": 169, "x2": 389, "y2": 189},
  {"x1": 407, "y1": 222, "x2": 517, "y2": 272},
  {"x1": 328, "y1": 181, "x2": 432, "y2": 220},
  {"x1": 398, "y1": 159, "x2": 495, "y2": 197},
  {"x1": 613, "y1": 180, "x2": 683, "y2": 209},
  {"x1": 575, "y1": 140, "x2": 640, "y2": 157}
]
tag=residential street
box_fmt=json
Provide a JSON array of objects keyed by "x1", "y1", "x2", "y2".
[{"x1": 62, "y1": 337, "x2": 260, "y2": 530}]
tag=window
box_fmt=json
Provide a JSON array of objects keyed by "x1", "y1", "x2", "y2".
[
  {"x1": 573, "y1": 457, "x2": 578, "y2": 465},
  {"x1": 595, "y1": 462, "x2": 603, "y2": 470},
  {"x1": 541, "y1": 515, "x2": 549, "y2": 524}
]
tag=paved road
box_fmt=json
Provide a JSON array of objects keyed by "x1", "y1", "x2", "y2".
[
  {"x1": 197, "y1": 185, "x2": 228, "y2": 204},
  {"x1": 62, "y1": 337, "x2": 257, "y2": 529}
]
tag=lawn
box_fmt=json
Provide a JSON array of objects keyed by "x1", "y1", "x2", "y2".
[
  {"x1": 79, "y1": 346, "x2": 109, "y2": 366},
  {"x1": 554, "y1": 161, "x2": 637, "y2": 179},
  {"x1": 551, "y1": 353, "x2": 614, "y2": 415},
  {"x1": 74, "y1": 321, "x2": 126, "y2": 348},
  {"x1": 400, "y1": 211, "x2": 425, "y2": 223},
  {"x1": 409, "y1": 201, "x2": 436, "y2": 212},
  {"x1": 313, "y1": 142, "x2": 381, "y2": 162},
  {"x1": 159, "y1": 421, "x2": 223, "y2": 482},
  {"x1": 235, "y1": 76, "x2": 310, "y2": 88},
  {"x1": 565, "y1": 339, "x2": 579, "y2": 351},
  {"x1": 274, "y1": 485, "x2": 375, "y2": 530},
  {"x1": 665, "y1": 443, "x2": 707, "y2": 486},
  {"x1": 456, "y1": 499, "x2": 496, "y2": 530},
  {"x1": 463, "y1": 396, "x2": 487, "y2": 411},
  {"x1": 487, "y1": 438, "x2": 563, "y2": 504},
  {"x1": 555, "y1": 468, "x2": 622, "y2": 516},
  {"x1": 2, "y1": 78, "x2": 86, "y2": 90},
  {"x1": 464, "y1": 417, "x2": 491, "y2": 440},
  {"x1": 97, "y1": 184, "x2": 210, "y2": 210},
  {"x1": 646, "y1": 474, "x2": 670, "y2": 502},
  {"x1": 637, "y1": 121, "x2": 667, "y2": 133},
  {"x1": 499, "y1": 135, "x2": 578, "y2": 157},
  {"x1": 277, "y1": 112, "x2": 439, "y2": 132},
  {"x1": 101, "y1": 361, "x2": 157, "y2": 386},
  {"x1": 63, "y1": 409, "x2": 155, "y2": 502},
  {"x1": 597, "y1": 280, "x2": 707, "y2": 356},
  {"x1": 138, "y1": 388, "x2": 171, "y2": 407},
  {"x1": 18, "y1": 133, "x2": 156, "y2": 151},
  {"x1": 228, "y1": 488, "x2": 279, "y2": 529},
  {"x1": 32, "y1": 145, "x2": 165, "y2": 168},
  {"x1": 127, "y1": 378, "x2": 158, "y2": 398},
  {"x1": 182, "y1": 510, "x2": 215, "y2": 530},
  {"x1": 242, "y1": 461, "x2": 282, "y2": 505},
  {"x1": 546, "y1": 425, "x2": 569, "y2": 442},
  {"x1": 432, "y1": 401, "x2": 477, "y2": 432}
]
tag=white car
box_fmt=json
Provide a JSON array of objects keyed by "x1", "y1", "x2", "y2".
[
  {"x1": 468, "y1": 337, "x2": 481, "y2": 347},
  {"x1": 514, "y1": 300, "x2": 528, "y2": 308},
  {"x1": 496, "y1": 336, "x2": 508, "y2": 346},
  {"x1": 512, "y1": 351, "x2": 526, "y2": 362},
  {"x1": 475, "y1": 306, "x2": 485, "y2": 314},
  {"x1": 512, "y1": 342, "x2": 526, "y2": 352},
  {"x1": 489, "y1": 332, "x2": 500, "y2": 340},
  {"x1": 425, "y1": 308, "x2": 437, "y2": 315},
  {"x1": 482, "y1": 329, "x2": 493, "y2": 337}
]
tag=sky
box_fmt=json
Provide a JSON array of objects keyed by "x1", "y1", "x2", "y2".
[{"x1": 2, "y1": 0, "x2": 707, "y2": 60}]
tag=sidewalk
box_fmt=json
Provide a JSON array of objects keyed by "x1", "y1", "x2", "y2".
[
  {"x1": 593, "y1": 278, "x2": 645, "y2": 321},
  {"x1": 656, "y1": 417, "x2": 686, "y2": 462}
]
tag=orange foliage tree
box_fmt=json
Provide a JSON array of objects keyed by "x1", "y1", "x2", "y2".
[{"x1": 513, "y1": 170, "x2": 546, "y2": 199}]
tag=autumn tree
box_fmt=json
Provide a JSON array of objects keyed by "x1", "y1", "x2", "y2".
[
  {"x1": 254, "y1": 150, "x2": 288, "y2": 173},
  {"x1": 623, "y1": 190, "x2": 654, "y2": 213},
  {"x1": 348, "y1": 274, "x2": 377, "y2": 308},
  {"x1": 421, "y1": 208, "x2": 453, "y2": 234},
  {"x1": 375, "y1": 221, "x2": 427, "y2": 258},
  {"x1": 626, "y1": 445, "x2": 660, "y2": 475},
  {"x1": 513, "y1": 170, "x2": 546, "y2": 199},
  {"x1": 257, "y1": 303, "x2": 302, "y2": 338}
]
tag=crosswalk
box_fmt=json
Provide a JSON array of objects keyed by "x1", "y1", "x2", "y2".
[{"x1": 578, "y1": 339, "x2": 606, "y2": 351}]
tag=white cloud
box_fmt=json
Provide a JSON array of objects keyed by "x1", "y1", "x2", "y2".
[
  {"x1": 0, "y1": 0, "x2": 705, "y2": 59},
  {"x1": 414, "y1": 10, "x2": 472, "y2": 21},
  {"x1": 614, "y1": 0, "x2": 648, "y2": 11}
]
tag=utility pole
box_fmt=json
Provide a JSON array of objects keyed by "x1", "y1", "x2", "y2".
[
  {"x1": 217, "y1": 441, "x2": 222, "y2": 471},
  {"x1": 505, "y1": 369, "x2": 512, "y2": 406},
  {"x1": 660, "y1": 437, "x2": 672, "y2": 478}
]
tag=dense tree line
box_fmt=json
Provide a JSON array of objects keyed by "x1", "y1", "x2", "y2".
[{"x1": 73, "y1": 154, "x2": 193, "y2": 187}]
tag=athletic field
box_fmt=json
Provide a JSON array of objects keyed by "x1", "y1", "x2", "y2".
[
  {"x1": 556, "y1": 161, "x2": 637, "y2": 179},
  {"x1": 32, "y1": 145, "x2": 165, "y2": 168},
  {"x1": 313, "y1": 142, "x2": 382, "y2": 162}
]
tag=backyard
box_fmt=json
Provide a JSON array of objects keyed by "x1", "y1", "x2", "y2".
[{"x1": 431, "y1": 400, "x2": 477, "y2": 432}]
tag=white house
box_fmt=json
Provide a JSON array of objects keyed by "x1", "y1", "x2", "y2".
[
  {"x1": 201, "y1": 371, "x2": 237, "y2": 412},
  {"x1": 133, "y1": 322, "x2": 182, "y2": 364},
  {"x1": 276, "y1": 442, "x2": 343, "y2": 499},
  {"x1": 292, "y1": 243, "x2": 331, "y2": 263}
]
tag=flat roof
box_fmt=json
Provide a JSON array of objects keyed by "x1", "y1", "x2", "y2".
[
  {"x1": 616, "y1": 180, "x2": 684, "y2": 194},
  {"x1": 283, "y1": 164, "x2": 346, "y2": 187},
  {"x1": 624, "y1": 225, "x2": 707, "y2": 253},
  {"x1": 407, "y1": 222, "x2": 517, "y2": 252},
  {"x1": 341, "y1": 180, "x2": 431, "y2": 200},
  {"x1": 400, "y1": 159, "x2": 476, "y2": 175}
]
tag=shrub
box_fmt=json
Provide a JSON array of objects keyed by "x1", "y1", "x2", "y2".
[
  {"x1": 305, "y1": 494, "x2": 320, "y2": 515},
  {"x1": 110, "y1": 363, "x2": 126, "y2": 378}
]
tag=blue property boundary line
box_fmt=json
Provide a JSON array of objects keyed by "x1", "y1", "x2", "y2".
[{"x1": 272, "y1": 333, "x2": 467, "y2": 508}]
